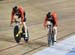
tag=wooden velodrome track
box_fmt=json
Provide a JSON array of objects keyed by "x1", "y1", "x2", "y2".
[{"x1": 0, "y1": 0, "x2": 75, "y2": 55}]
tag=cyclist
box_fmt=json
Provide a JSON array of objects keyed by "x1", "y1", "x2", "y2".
[
  {"x1": 44, "y1": 12, "x2": 58, "y2": 42},
  {"x1": 10, "y1": 6, "x2": 28, "y2": 41}
]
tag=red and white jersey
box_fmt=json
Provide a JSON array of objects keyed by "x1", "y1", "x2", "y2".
[
  {"x1": 44, "y1": 12, "x2": 58, "y2": 27},
  {"x1": 11, "y1": 6, "x2": 25, "y2": 23}
]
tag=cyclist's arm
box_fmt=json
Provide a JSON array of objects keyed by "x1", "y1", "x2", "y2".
[
  {"x1": 11, "y1": 10, "x2": 14, "y2": 24},
  {"x1": 54, "y1": 14, "x2": 58, "y2": 26},
  {"x1": 44, "y1": 16, "x2": 48, "y2": 27},
  {"x1": 20, "y1": 9, "x2": 24, "y2": 24}
]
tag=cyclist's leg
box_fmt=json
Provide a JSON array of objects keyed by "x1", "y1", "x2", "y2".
[
  {"x1": 53, "y1": 26, "x2": 57, "y2": 42},
  {"x1": 23, "y1": 22, "x2": 28, "y2": 38},
  {"x1": 23, "y1": 12, "x2": 28, "y2": 38}
]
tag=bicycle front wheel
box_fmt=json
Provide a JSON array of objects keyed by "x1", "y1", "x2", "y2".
[{"x1": 14, "y1": 26, "x2": 21, "y2": 43}]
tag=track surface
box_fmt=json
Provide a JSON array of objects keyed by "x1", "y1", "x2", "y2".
[
  {"x1": 33, "y1": 35, "x2": 75, "y2": 55},
  {"x1": 0, "y1": 0, "x2": 75, "y2": 55}
]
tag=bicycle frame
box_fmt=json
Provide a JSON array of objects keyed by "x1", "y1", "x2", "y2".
[{"x1": 14, "y1": 19, "x2": 24, "y2": 37}]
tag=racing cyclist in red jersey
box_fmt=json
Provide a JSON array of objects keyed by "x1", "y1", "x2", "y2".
[
  {"x1": 44, "y1": 12, "x2": 58, "y2": 42},
  {"x1": 10, "y1": 6, "x2": 28, "y2": 41}
]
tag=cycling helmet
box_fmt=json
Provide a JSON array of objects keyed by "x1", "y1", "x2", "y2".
[
  {"x1": 47, "y1": 12, "x2": 51, "y2": 18},
  {"x1": 13, "y1": 6, "x2": 18, "y2": 13}
]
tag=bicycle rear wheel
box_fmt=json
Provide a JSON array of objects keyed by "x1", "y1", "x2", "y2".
[
  {"x1": 52, "y1": 30, "x2": 54, "y2": 45},
  {"x1": 21, "y1": 26, "x2": 29, "y2": 42}
]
